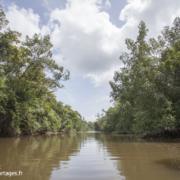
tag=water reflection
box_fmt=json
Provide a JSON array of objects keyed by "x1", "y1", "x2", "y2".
[
  {"x1": 0, "y1": 132, "x2": 180, "y2": 180},
  {"x1": 155, "y1": 158, "x2": 180, "y2": 171},
  {"x1": 0, "y1": 134, "x2": 80, "y2": 180},
  {"x1": 94, "y1": 134, "x2": 180, "y2": 180},
  {"x1": 51, "y1": 133, "x2": 124, "y2": 180}
]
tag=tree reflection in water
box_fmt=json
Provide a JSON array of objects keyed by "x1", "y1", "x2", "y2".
[{"x1": 0, "y1": 133, "x2": 180, "y2": 180}]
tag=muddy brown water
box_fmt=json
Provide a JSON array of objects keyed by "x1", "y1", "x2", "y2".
[{"x1": 0, "y1": 131, "x2": 180, "y2": 180}]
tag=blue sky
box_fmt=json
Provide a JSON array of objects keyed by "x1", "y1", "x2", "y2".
[{"x1": 1, "y1": 0, "x2": 180, "y2": 121}]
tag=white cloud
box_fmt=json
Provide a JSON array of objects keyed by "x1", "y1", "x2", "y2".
[
  {"x1": 6, "y1": 5, "x2": 50, "y2": 40},
  {"x1": 86, "y1": 66, "x2": 120, "y2": 87},
  {"x1": 119, "y1": 0, "x2": 180, "y2": 37},
  {"x1": 48, "y1": 0, "x2": 125, "y2": 79},
  {"x1": 47, "y1": 0, "x2": 180, "y2": 87},
  {"x1": 4, "y1": 0, "x2": 180, "y2": 89}
]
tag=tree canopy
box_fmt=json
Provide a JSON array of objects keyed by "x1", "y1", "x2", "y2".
[
  {"x1": 0, "y1": 5, "x2": 88, "y2": 136},
  {"x1": 95, "y1": 18, "x2": 180, "y2": 136}
]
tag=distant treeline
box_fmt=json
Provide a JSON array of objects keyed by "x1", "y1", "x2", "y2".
[
  {"x1": 0, "y1": 6, "x2": 93, "y2": 136},
  {"x1": 95, "y1": 17, "x2": 180, "y2": 136}
]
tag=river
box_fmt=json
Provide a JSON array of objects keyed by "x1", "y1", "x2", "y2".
[{"x1": 0, "y1": 131, "x2": 180, "y2": 180}]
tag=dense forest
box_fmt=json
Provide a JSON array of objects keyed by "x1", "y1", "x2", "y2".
[
  {"x1": 95, "y1": 17, "x2": 180, "y2": 136},
  {"x1": 2, "y1": 4, "x2": 180, "y2": 137},
  {"x1": 0, "y1": 6, "x2": 94, "y2": 136}
]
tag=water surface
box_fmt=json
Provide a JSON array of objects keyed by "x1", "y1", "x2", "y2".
[{"x1": 0, "y1": 132, "x2": 180, "y2": 180}]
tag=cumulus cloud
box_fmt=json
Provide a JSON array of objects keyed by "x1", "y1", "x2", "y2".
[
  {"x1": 48, "y1": 0, "x2": 125, "y2": 78},
  {"x1": 6, "y1": 5, "x2": 50, "y2": 40},
  {"x1": 49, "y1": 0, "x2": 180, "y2": 87},
  {"x1": 120, "y1": 0, "x2": 180, "y2": 37},
  {"x1": 5, "y1": 0, "x2": 180, "y2": 88},
  {"x1": 86, "y1": 66, "x2": 120, "y2": 87}
]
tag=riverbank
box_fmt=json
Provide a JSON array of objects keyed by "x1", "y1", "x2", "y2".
[
  {"x1": 109, "y1": 129, "x2": 180, "y2": 139},
  {"x1": 142, "y1": 129, "x2": 180, "y2": 139},
  {"x1": 0, "y1": 129, "x2": 78, "y2": 137}
]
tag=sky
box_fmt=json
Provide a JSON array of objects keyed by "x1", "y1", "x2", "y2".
[{"x1": 1, "y1": 0, "x2": 180, "y2": 122}]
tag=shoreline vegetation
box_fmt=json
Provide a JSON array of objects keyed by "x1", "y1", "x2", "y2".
[
  {"x1": 94, "y1": 17, "x2": 180, "y2": 139},
  {"x1": 111, "y1": 129, "x2": 180, "y2": 139},
  {"x1": 0, "y1": 6, "x2": 94, "y2": 137},
  {"x1": 2, "y1": 129, "x2": 94, "y2": 137},
  {"x1": 1, "y1": 4, "x2": 180, "y2": 138}
]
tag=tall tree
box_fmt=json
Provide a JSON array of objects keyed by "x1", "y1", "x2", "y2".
[
  {"x1": 96, "y1": 18, "x2": 180, "y2": 135},
  {"x1": 0, "y1": 6, "x2": 70, "y2": 135}
]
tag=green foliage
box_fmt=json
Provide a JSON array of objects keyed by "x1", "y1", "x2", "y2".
[
  {"x1": 95, "y1": 17, "x2": 180, "y2": 135},
  {"x1": 66, "y1": 124, "x2": 72, "y2": 130},
  {"x1": 0, "y1": 5, "x2": 85, "y2": 136},
  {"x1": 76, "y1": 118, "x2": 90, "y2": 132},
  {"x1": 87, "y1": 121, "x2": 94, "y2": 130}
]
